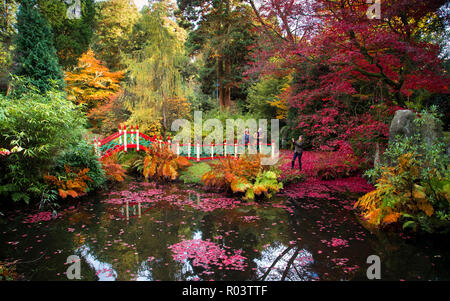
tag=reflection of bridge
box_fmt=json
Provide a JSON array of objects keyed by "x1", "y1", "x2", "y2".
[
  {"x1": 110, "y1": 191, "x2": 201, "y2": 220},
  {"x1": 112, "y1": 201, "x2": 154, "y2": 220},
  {"x1": 93, "y1": 125, "x2": 275, "y2": 161}
]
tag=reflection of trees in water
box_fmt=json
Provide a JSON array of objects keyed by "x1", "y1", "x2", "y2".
[
  {"x1": 98, "y1": 189, "x2": 203, "y2": 280},
  {"x1": 254, "y1": 242, "x2": 316, "y2": 281},
  {"x1": 78, "y1": 245, "x2": 119, "y2": 280},
  {"x1": 64, "y1": 184, "x2": 317, "y2": 280},
  {"x1": 5, "y1": 180, "x2": 448, "y2": 280},
  {"x1": 65, "y1": 209, "x2": 95, "y2": 225}
]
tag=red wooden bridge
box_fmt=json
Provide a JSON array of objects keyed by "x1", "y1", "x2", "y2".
[{"x1": 93, "y1": 125, "x2": 275, "y2": 161}]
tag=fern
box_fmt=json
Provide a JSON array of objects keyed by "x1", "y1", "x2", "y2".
[
  {"x1": 142, "y1": 143, "x2": 191, "y2": 181},
  {"x1": 100, "y1": 155, "x2": 127, "y2": 182},
  {"x1": 355, "y1": 153, "x2": 449, "y2": 231},
  {"x1": 201, "y1": 155, "x2": 283, "y2": 201},
  {"x1": 43, "y1": 165, "x2": 92, "y2": 199}
]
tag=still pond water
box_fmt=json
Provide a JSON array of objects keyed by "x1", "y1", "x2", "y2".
[{"x1": 1, "y1": 180, "x2": 449, "y2": 281}]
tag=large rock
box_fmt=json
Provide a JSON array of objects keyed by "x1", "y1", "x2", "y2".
[
  {"x1": 389, "y1": 109, "x2": 444, "y2": 147},
  {"x1": 389, "y1": 110, "x2": 417, "y2": 144},
  {"x1": 419, "y1": 112, "x2": 444, "y2": 147}
]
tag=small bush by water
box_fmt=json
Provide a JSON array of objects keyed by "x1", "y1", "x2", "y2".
[{"x1": 355, "y1": 110, "x2": 450, "y2": 233}]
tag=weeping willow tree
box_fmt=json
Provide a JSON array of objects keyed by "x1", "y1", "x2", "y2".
[{"x1": 123, "y1": 1, "x2": 190, "y2": 136}]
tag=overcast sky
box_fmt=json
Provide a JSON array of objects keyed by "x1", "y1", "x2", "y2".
[{"x1": 133, "y1": 0, "x2": 147, "y2": 10}]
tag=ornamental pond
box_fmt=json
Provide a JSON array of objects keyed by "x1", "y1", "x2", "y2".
[{"x1": 1, "y1": 180, "x2": 449, "y2": 281}]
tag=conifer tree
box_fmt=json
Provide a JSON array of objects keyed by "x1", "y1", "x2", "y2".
[{"x1": 14, "y1": 0, "x2": 64, "y2": 93}]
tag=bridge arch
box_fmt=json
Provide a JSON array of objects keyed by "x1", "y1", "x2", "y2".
[{"x1": 93, "y1": 125, "x2": 276, "y2": 161}]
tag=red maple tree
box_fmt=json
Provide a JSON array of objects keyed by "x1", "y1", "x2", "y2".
[{"x1": 246, "y1": 0, "x2": 449, "y2": 151}]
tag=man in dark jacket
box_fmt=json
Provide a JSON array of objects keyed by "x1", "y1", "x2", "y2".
[{"x1": 291, "y1": 135, "x2": 304, "y2": 170}]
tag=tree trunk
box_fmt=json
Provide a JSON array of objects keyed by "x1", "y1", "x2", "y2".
[
  {"x1": 224, "y1": 56, "x2": 232, "y2": 108},
  {"x1": 218, "y1": 56, "x2": 225, "y2": 109},
  {"x1": 6, "y1": 81, "x2": 11, "y2": 96},
  {"x1": 161, "y1": 83, "x2": 167, "y2": 137}
]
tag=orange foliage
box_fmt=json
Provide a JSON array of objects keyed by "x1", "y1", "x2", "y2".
[
  {"x1": 143, "y1": 143, "x2": 191, "y2": 181},
  {"x1": 201, "y1": 155, "x2": 263, "y2": 191},
  {"x1": 44, "y1": 166, "x2": 92, "y2": 199},
  {"x1": 382, "y1": 210, "x2": 402, "y2": 225},
  {"x1": 65, "y1": 50, "x2": 125, "y2": 110},
  {"x1": 87, "y1": 91, "x2": 129, "y2": 135},
  {"x1": 100, "y1": 155, "x2": 127, "y2": 182},
  {"x1": 355, "y1": 153, "x2": 436, "y2": 228}
]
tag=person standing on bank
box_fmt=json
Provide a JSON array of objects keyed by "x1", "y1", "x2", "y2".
[{"x1": 292, "y1": 135, "x2": 304, "y2": 170}]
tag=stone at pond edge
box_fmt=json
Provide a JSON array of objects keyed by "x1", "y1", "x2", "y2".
[
  {"x1": 389, "y1": 110, "x2": 417, "y2": 145},
  {"x1": 389, "y1": 109, "x2": 443, "y2": 148}
]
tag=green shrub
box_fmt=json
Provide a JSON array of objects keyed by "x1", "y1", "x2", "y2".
[
  {"x1": 53, "y1": 140, "x2": 106, "y2": 192},
  {"x1": 0, "y1": 88, "x2": 86, "y2": 203}
]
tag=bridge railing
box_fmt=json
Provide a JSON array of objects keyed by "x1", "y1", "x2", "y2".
[
  {"x1": 171, "y1": 141, "x2": 275, "y2": 161},
  {"x1": 93, "y1": 125, "x2": 277, "y2": 161}
]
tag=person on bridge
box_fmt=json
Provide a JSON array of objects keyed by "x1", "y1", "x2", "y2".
[
  {"x1": 253, "y1": 128, "x2": 264, "y2": 152},
  {"x1": 291, "y1": 135, "x2": 304, "y2": 171},
  {"x1": 243, "y1": 128, "x2": 250, "y2": 148}
]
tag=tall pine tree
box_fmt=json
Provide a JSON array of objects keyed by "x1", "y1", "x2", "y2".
[
  {"x1": 14, "y1": 0, "x2": 64, "y2": 93},
  {"x1": 177, "y1": 0, "x2": 256, "y2": 110}
]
